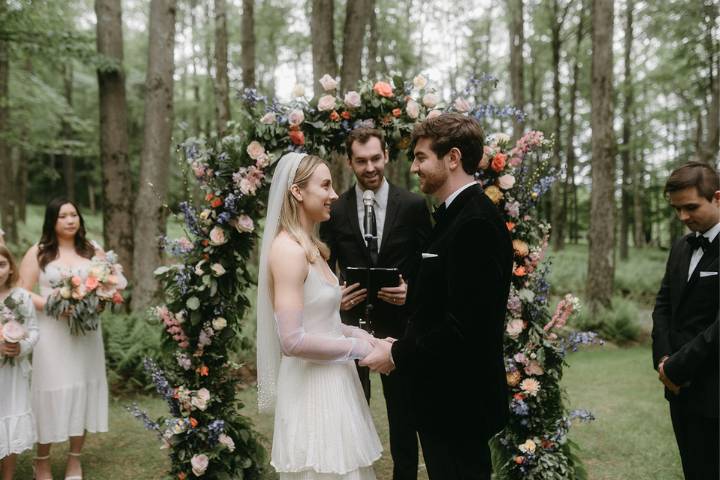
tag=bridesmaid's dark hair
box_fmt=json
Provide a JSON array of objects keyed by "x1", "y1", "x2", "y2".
[{"x1": 37, "y1": 198, "x2": 95, "y2": 270}]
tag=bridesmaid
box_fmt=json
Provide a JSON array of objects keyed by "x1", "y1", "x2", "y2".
[{"x1": 19, "y1": 198, "x2": 124, "y2": 480}]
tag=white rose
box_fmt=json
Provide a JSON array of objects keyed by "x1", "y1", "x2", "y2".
[
  {"x1": 219, "y1": 433, "x2": 236, "y2": 452},
  {"x1": 191, "y1": 396, "x2": 208, "y2": 411},
  {"x1": 427, "y1": 109, "x2": 442, "y2": 119},
  {"x1": 519, "y1": 439, "x2": 537, "y2": 454},
  {"x1": 196, "y1": 387, "x2": 210, "y2": 402},
  {"x1": 317, "y1": 94, "x2": 336, "y2": 112},
  {"x1": 491, "y1": 132, "x2": 511, "y2": 145},
  {"x1": 454, "y1": 97, "x2": 471, "y2": 113},
  {"x1": 413, "y1": 74, "x2": 428, "y2": 89},
  {"x1": 260, "y1": 112, "x2": 276, "y2": 124},
  {"x1": 498, "y1": 174, "x2": 516, "y2": 190},
  {"x1": 506, "y1": 319, "x2": 524, "y2": 338},
  {"x1": 291, "y1": 84, "x2": 305, "y2": 98},
  {"x1": 191, "y1": 454, "x2": 209, "y2": 476},
  {"x1": 60, "y1": 286, "x2": 72, "y2": 299},
  {"x1": 212, "y1": 317, "x2": 227, "y2": 330},
  {"x1": 288, "y1": 109, "x2": 305, "y2": 126},
  {"x1": 208, "y1": 226, "x2": 227, "y2": 246},
  {"x1": 319, "y1": 73, "x2": 338, "y2": 91},
  {"x1": 246, "y1": 140, "x2": 266, "y2": 160},
  {"x1": 406, "y1": 99, "x2": 420, "y2": 119},
  {"x1": 211, "y1": 263, "x2": 226, "y2": 276},
  {"x1": 175, "y1": 310, "x2": 186, "y2": 324},
  {"x1": 194, "y1": 260, "x2": 205, "y2": 277},
  {"x1": 344, "y1": 91, "x2": 361, "y2": 108},
  {"x1": 422, "y1": 92, "x2": 439, "y2": 108}
]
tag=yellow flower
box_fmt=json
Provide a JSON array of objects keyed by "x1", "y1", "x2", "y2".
[
  {"x1": 513, "y1": 239, "x2": 529, "y2": 257},
  {"x1": 519, "y1": 439, "x2": 537, "y2": 454},
  {"x1": 506, "y1": 370, "x2": 522, "y2": 387},
  {"x1": 484, "y1": 185, "x2": 504, "y2": 204}
]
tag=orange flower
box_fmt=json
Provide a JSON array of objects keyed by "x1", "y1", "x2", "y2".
[
  {"x1": 289, "y1": 129, "x2": 305, "y2": 146},
  {"x1": 189, "y1": 417, "x2": 198, "y2": 428},
  {"x1": 112, "y1": 292, "x2": 124, "y2": 305},
  {"x1": 506, "y1": 222, "x2": 516, "y2": 231},
  {"x1": 513, "y1": 393, "x2": 525, "y2": 401},
  {"x1": 341, "y1": 110, "x2": 351, "y2": 120},
  {"x1": 202, "y1": 239, "x2": 209, "y2": 247},
  {"x1": 85, "y1": 276, "x2": 99, "y2": 291},
  {"x1": 211, "y1": 197, "x2": 223, "y2": 208},
  {"x1": 197, "y1": 365, "x2": 209, "y2": 376},
  {"x1": 515, "y1": 456, "x2": 525, "y2": 465},
  {"x1": 392, "y1": 108, "x2": 402, "y2": 117},
  {"x1": 205, "y1": 193, "x2": 214, "y2": 202},
  {"x1": 329, "y1": 110, "x2": 340, "y2": 121},
  {"x1": 373, "y1": 81, "x2": 394, "y2": 97},
  {"x1": 514, "y1": 265, "x2": 527, "y2": 277},
  {"x1": 491, "y1": 153, "x2": 507, "y2": 172},
  {"x1": 71, "y1": 276, "x2": 82, "y2": 287},
  {"x1": 178, "y1": 473, "x2": 187, "y2": 480}
]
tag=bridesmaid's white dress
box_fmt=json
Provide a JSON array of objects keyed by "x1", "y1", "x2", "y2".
[
  {"x1": 271, "y1": 266, "x2": 382, "y2": 480},
  {"x1": 32, "y1": 260, "x2": 110, "y2": 444},
  {"x1": 0, "y1": 288, "x2": 39, "y2": 457}
]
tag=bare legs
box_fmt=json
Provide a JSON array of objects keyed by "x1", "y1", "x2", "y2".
[
  {"x1": 34, "y1": 434, "x2": 85, "y2": 480},
  {"x1": 1, "y1": 454, "x2": 17, "y2": 480}
]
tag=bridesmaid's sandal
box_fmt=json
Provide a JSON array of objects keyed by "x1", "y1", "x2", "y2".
[
  {"x1": 32, "y1": 455, "x2": 53, "y2": 480},
  {"x1": 64, "y1": 452, "x2": 83, "y2": 480}
]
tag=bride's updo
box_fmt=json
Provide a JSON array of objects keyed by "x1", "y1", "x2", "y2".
[{"x1": 278, "y1": 154, "x2": 331, "y2": 262}]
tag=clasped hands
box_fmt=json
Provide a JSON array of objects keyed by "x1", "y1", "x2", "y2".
[
  {"x1": 359, "y1": 336, "x2": 396, "y2": 375},
  {"x1": 340, "y1": 276, "x2": 407, "y2": 311},
  {"x1": 0, "y1": 341, "x2": 20, "y2": 358}
]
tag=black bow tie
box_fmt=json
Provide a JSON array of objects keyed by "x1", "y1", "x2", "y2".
[
  {"x1": 433, "y1": 204, "x2": 447, "y2": 223},
  {"x1": 687, "y1": 234, "x2": 711, "y2": 251}
]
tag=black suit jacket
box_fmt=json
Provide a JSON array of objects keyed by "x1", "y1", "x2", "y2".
[
  {"x1": 651, "y1": 233, "x2": 719, "y2": 418},
  {"x1": 320, "y1": 182, "x2": 432, "y2": 339},
  {"x1": 391, "y1": 184, "x2": 513, "y2": 435}
]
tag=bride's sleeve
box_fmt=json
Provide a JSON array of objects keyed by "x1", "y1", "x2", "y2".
[{"x1": 275, "y1": 309, "x2": 372, "y2": 362}]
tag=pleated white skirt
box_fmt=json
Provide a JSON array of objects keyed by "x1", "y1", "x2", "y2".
[{"x1": 272, "y1": 356, "x2": 382, "y2": 479}]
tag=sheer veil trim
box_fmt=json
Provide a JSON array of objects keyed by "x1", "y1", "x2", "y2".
[{"x1": 256, "y1": 152, "x2": 306, "y2": 413}]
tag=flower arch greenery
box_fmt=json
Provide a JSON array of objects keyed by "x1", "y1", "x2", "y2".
[{"x1": 132, "y1": 74, "x2": 600, "y2": 480}]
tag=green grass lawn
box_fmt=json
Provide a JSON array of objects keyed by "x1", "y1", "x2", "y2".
[{"x1": 9, "y1": 345, "x2": 681, "y2": 480}]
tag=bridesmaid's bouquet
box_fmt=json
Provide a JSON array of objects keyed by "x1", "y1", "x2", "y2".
[
  {"x1": 45, "y1": 252, "x2": 126, "y2": 336},
  {"x1": 0, "y1": 294, "x2": 29, "y2": 366}
]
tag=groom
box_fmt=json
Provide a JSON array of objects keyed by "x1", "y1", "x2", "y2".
[
  {"x1": 361, "y1": 113, "x2": 513, "y2": 479},
  {"x1": 651, "y1": 161, "x2": 719, "y2": 479}
]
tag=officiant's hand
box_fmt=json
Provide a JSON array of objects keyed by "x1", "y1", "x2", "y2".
[
  {"x1": 658, "y1": 358, "x2": 681, "y2": 395},
  {"x1": 378, "y1": 275, "x2": 407, "y2": 306},
  {"x1": 359, "y1": 339, "x2": 395, "y2": 374},
  {"x1": 340, "y1": 282, "x2": 367, "y2": 311}
]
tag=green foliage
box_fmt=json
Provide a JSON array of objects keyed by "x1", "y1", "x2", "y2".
[{"x1": 575, "y1": 296, "x2": 642, "y2": 345}]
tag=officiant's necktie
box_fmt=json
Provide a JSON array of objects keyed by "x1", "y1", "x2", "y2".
[
  {"x1": 687, "y1": 234, "x2": 711, "y2": 251},
  {"x1": 366, "y1": 206, "x2": 379, "y2": 265}
]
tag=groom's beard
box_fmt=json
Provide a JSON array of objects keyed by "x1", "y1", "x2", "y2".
[{"x1": 417, "y1": 168, "x2": 448, "y2": 196}]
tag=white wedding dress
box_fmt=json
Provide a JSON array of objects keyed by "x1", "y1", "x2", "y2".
[
  {"x1": 271, "y1": 265, "x2": 382, "y2": 479},
  {"x1": 32, "y1": 260, "x2": 111, "y2": 443}
]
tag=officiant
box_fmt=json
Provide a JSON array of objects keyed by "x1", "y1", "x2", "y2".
[{"x1": 320, "y1": 127, "x2": 431, "y2": 480}]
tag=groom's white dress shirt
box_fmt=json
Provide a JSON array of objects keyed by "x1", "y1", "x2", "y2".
[{"x1": 688, "y1": 221, "x2": 720, "y2": 279}]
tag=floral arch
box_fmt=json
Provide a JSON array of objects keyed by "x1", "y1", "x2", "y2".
[{"x1": 133, "y1": 74, "x2": 599, "y2": 479}]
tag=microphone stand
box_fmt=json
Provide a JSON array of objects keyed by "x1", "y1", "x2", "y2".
[{"x1": 360, "y1": 231, "x2": 375, "y2": 336}]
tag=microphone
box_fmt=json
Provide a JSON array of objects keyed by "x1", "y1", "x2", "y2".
[{"x1": 363, "y1": 190, "x2": 375, "y2": 241}]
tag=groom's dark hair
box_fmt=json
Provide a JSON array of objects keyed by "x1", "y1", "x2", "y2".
[
  {"x1": 345, "y1": 127, "x2": 386, "y2": 159},
  {"x1": 411, "y1": 113, "x2": 484, "y2": 175},
  {"x1": 664, "y1": 161, "x2": 719, "y2": 201}
]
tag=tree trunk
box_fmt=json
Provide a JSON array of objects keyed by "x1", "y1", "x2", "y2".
[
  {"x1": 213, "y1": 0, "x2": 230, "y2": 136},
  {"x1": 549, "y1": 0, "x2": 566, "y2": 251},
  {"x1": 204, "y1": 0, "x2": 213, "y2": 137},
  {"x1": 60, "y1": 63, "x2": 76, "y2": 203},
  {"x1": 700, "y1": 1, "x2": 719, "y2": 164},
  {"x1": 340, "y1": 0, "x2": 370, "y2": 93},
  {"x1": 564, "y1": 12, "x2": 584, "y2": 246},
  {"x1": 133, "y1": 0, "x2": 176, "y2": 310},
  {"x1": 632, "y1": 124, "x2": 645, "y2": 248},
  {"x1": 0, "y1": 4, "x2": 17, "y2": 244},
  {"x1": 190, "y1": 0, "x2": 201, "y2": 136},
  {"x1": 619, "y1": 0, "x2": 633, "y2": 260},
  {"x1": 367, "y1": 0, "x2": 379, "y2": 80},
  {"x1": 508, "y1": 0, "x2": 524, "y2": 141},
  {"x1": 586, "y1": 0, "x2": 616, "y2": 311},
  {"x1": 96, "y1": 0, "x2": 134, "y2": 279},
  {"x1": 310, "y1": 0, "x2": 337, "y2": 98},
  {"x1": 241, "y1": 0, "x2": 255, "y2": 89}
]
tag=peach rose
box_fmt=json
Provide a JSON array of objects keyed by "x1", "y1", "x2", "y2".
[
  {"x1": 513, "y1": 239, "x2": 529, "y2": 257},
  {"x1": 191, "y1": 454, "x2": 209, "y2": 476},
  {"x1": 71, "y1": 276, "x2": 82, "y2": 287},
  {"x1": 85, "y1": 276, "x2": 99, "y2": 291},
  {"x1": 2, "y1": 320, "x2": 25, "y2": 343},
  {"x1": 209, "y1": 226, "x2": 227, "y2": 246},
  {"x1": 422, "y1": 92, "x2": 439, "y2": 108},
  {"x1": 373, "y1": 81, "x2": 394, "y2": 97},
  {"x1": 246, "y1": 141, "x2": 266, "y2": 160},
  {"x1": 288, "y1": 109, "x2": 305, "y2": 126},
  {"x1": 506, "y1": 319, "x2": 524, "y2": 338},
  {"x1": 317, "y1": 94, "x2": 336, "y2": 112},
  {"x1": 498, "y1": 174, "x2": 516, "y2": 190},
  {"x1": 344, "y1": 91, "x2": 361, "y2": 108},
  {"x1": 491, "y1": 153, "x2": 507, "y2": 172},
  {"x1": 319, "y1": 74, "x2": 338, "y2": 91}
]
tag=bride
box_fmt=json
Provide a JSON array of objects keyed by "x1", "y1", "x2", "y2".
[{"x1": 256, "y1": 152, "x2": 383, "y2": 479}]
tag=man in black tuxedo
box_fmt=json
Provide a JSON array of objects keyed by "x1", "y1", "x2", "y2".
[
  {"x1": 361, "y1": 114, "x2": 513, "y2": 480},
  {"x1": 652, "y1": 161, "x2": 719, "y2": 480},
  {"x1": 319, "y1": 127, "x2": 432, "y2": 480}
]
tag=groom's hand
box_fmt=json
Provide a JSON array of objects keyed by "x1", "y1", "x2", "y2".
[
  {"x1": 658, "y1": 358, "x2": 681, "y2": 395},
  {"x1": 359, "y1": 339, "x2": 395, "y2": 374},
  {"x1": 377, "y1": 275, "x2": 407, "y2": 306}
]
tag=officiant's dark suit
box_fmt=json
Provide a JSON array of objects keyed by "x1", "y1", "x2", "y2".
[
  {"x1": 319, "y1": 128, "x2": 432, "y2": 480},
  {"x1": 651, "y1": 162, "x2": 719, "y2": 480},
  {"x1": 390, "y1": 114, "x2": 513, "y2": 480}
]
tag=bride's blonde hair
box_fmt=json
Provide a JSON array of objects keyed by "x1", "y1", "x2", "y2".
[{"x1": 279, "y1": 155, "x2": 331, "y2": 262}]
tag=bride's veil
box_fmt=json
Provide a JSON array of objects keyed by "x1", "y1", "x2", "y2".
[{"x1": 256, "y1": 151, "x2": 306, "y2": 413}]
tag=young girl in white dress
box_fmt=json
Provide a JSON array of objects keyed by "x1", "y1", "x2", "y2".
[
  {"x1": 19, "y1": 198, "x2": 125, "y2": 480},
  {"x1": 257, "y1": 153, "x2": 384, "y2": 479},
  {"x1": 0, "y1": 245, "x2": 39, "y2": 480}
]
